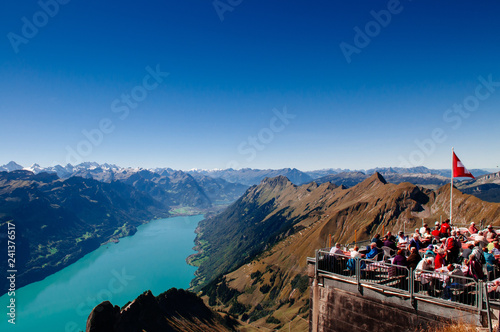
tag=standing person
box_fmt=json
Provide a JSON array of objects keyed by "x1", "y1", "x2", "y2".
[
  {"x1": 475, "y1": 231, "x2": 488, "y2": 249},
  {"x1": 466, "y1": 253, "x2": 486, "y2": 281},
  {"x1": 445, "y1": 230, "x2": 461, "y2": 264},
  {"x1": 469, "y1": 222, "x2": 479, "y2": 235},
  {"x1": 440, "y1": 219, "x2": 451, "y2": 238},
  {"x1": 460, "y1": 243, "x2": 474, "y2": 263},
  {"x1": 435, "y1": 249, "x2": 446, "y2": 270},
  {"x1": 472, "y1": 241, "x2": 485, "y2": 264},
  {"x1": 483, "y1": 248, "x2": 498, "y2": 280}
]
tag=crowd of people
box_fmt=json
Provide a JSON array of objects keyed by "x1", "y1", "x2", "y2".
[{"x1": 328, "y1": 219, "x2": 500, "y2": 293}]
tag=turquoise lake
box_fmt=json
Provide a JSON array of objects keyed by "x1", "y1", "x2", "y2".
[{"x1": 0, "y1": 215, "x2": 203, "y2": 332}]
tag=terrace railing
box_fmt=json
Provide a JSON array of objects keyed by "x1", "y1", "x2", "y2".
[{"x1": 315, "y1": 248, "x2": 488, "y2": 311}]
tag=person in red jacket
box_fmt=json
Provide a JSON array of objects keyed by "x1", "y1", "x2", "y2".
[
  {"x1": 440, "y1": 219, "x2": 451, "y2": 237},
  {"x1": 435, "y1": 249, "x2": 445, "y2": 270}
]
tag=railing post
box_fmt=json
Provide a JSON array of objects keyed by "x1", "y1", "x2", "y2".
[
  {"x1": 356, "y1": 258, "x2": 361, "y2": 292},
  {"x1": 410, "y1": 268, "x2": 415, "y2": 307},
  {"x1": 478, "y1": 280, "x2": 483, "y2": 313},
  {"x1": 315, "y1": 250, "x2": 319, "y2": 281}
]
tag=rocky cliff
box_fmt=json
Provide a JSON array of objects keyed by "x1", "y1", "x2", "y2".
[{"x1": 86, "y1": 288, "x2": 237, "y2": 332}]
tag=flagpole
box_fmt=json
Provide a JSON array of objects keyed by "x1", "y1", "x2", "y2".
[{"x1": 450, "y1": 147, "x2": 454, "y2": 224}]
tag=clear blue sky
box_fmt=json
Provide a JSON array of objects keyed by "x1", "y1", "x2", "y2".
[{"x1": 1, "y1": 0, "x2": 499, "y2": 171}]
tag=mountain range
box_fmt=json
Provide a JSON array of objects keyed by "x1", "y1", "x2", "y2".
[
  {"x1": 187, "y1": 172, "x2": 500, "y2": 330},
  {"x1": 0, "y1": 170, "x2": 169, "y2": 293}
]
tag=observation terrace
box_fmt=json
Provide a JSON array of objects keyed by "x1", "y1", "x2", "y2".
[{"x1": 307, "y1": 246, "x2": 500, "y2": 332}]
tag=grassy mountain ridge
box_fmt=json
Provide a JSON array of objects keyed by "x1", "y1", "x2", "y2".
[{"x1": 192, "y1": 173, "x2": 500, "y2": 330}]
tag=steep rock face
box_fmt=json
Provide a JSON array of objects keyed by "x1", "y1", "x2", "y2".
[
  {"x1": 86, "y1": 289, "x2": 237, "y2": 332},
  {"x1": 0, "y1": 171, "x2": 169, "y2": 294}
]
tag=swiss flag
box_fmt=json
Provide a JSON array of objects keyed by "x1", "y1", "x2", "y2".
[{"x1": 452, "y1": 152, "x2": 475, "y2": 179}]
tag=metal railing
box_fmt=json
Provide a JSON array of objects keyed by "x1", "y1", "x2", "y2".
[{"x1": 315, "y1": 249, "x2": 488, "y2": 310}]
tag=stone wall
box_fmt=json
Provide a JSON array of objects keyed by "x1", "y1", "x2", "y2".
[{"x1": 307, "y1": 259, "x2": 486, "y2": 332}]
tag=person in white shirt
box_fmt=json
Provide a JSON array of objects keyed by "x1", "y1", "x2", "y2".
[
  {"x1": 420, "y1": 223, "x2": 428, "y2": 236},
  {"x1": 397, "y1": 231, "x2": 408, "y2": 245},
  {"x1": 416, "y1": 257, "x2": 434, "y2": 272},
  {"x1": 350, "y1": 245, "x2": 363, "y2": 258},
  {"x1": 330, "y1": 243, "x2": 344, "y2": 255}
]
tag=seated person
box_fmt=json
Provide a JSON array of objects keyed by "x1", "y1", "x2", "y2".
[
  {"x1": 488, "y1": 280, "x2": 500, "y2": 299},
  {"x1": 487, "y1": 240, "x2": 495, "y2": 252},
  {"x1": 365, "y1": 242, "x2": 381, "y2": 260},
  {"x1": 486, "y1": 225, "x2": 498, "y2": 240},
  {"x1": 431, "y1": 225, "x2": 441, "y2": 240},
  {"x1": 492, "y1": 241, "x2": 500, "y2": 256},
  {"x1": 421, "y1": 228, "x2": 433, "y2": 245},
  {"x1": 392, "y1": 249, "x2": 407, "y2": 266},
  {"x1": 371, "y1": 234, "x2": 383, "y2": 248},
  {"x1": 350, "y1": 246, "x2": 363, "y2": 259},
  {"x1": 329, "y1": 243, "x2": 344, "y2": 255},
  {"x1": 468, "y1": 222, "x2": 479, "y2": 235},
  {"x1": 383, "y1": 236, "x2": 397, "y2": 251},
  {"x1": 419, "y1": 223, "x2": 428, "y2": 236},
  {"x1": 416, "y1": 257, "x2": 434, "y2": 272},
  {"x1": 442, "y1": 264, "x2": 465, "y2": 300},
  {"x1": 408, "y1": 233, "x2": 423, "y2": 251},
  {"x1": 406, "y1": 247, "x2": 422, "y2": 270},
  {"x1": 397, "y1": 231, "x2": 408, "y2": 245},
  {"x1": 424, "y1": 245, "x2": 436, "y2": 258},
  {"x1": 385, "y1": 231, "x2": 396, "y2": 243}
]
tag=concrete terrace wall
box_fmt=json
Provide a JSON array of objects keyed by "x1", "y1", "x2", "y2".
[{"x1": 307, "y1": 259, "x2": 487, "y2": 332}]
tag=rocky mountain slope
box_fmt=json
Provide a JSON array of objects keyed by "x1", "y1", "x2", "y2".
[
  {"x1": 0, "y1": 170, "x2": 169, "y2": 294},
  {"x1": 190, "y1": 173, "x2": 500, "y2": 330},
  {"x1": 456, "y1": 171, "x2": 500, "y2": 203},
  {"x1": 86, "y1": 288, "x2": 237, "y2": 332}
]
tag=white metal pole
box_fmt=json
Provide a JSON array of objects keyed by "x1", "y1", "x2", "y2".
[{"x1": 450, "y1": 147, "x2": 454, "y2": 224}]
